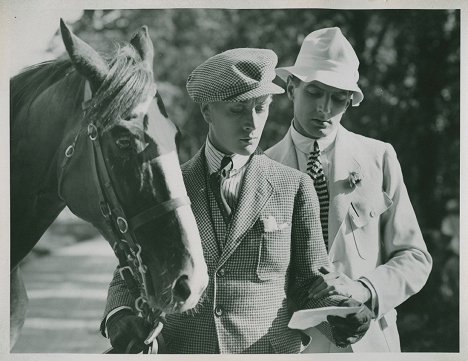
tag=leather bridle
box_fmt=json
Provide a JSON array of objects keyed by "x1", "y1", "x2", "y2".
[{"x1": 57, "y1": 81, "x2": 191, "y2": 353}]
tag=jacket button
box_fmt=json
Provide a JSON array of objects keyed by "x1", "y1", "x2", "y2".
[
  {"x1": 217, "y1": 268, "x2": 225, "y2": 277},
  {"x1": 214, "y1": 305, "x2": 224, "y2": 317},
  {"x1": 370, "y1": 210, "x2": 376, "y2": 218}
]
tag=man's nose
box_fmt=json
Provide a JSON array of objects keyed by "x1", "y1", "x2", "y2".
[
  {"x1": 318, "y1": 94, "x2": 332, "y2": 114},
  {"x1": 243, "y1": 109, "x2": 257, "y2": 131}
]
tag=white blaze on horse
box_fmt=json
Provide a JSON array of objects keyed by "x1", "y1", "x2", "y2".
[{"x1": 10, "y1": 20, "x2": 208, "y2": 350}]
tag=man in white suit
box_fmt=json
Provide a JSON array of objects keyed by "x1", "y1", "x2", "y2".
[{"x1": 266, "y1": 27, "x2": 432, "y2": 352}]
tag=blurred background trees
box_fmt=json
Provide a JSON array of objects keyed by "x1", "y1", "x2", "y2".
[{"x1": 33, "y1": 8, "x2": 461, "y2": 352}]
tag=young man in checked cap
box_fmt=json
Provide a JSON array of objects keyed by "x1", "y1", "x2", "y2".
[
  {"x1": 266, "y1": 27, "x2": 432, "y2": 352},
  {"x1": 101, "y1": 48, "x2": 372, "y2": 354}
]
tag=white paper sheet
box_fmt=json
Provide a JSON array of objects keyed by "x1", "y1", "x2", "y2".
[{"x1": 288, "y1": 306, "x2": 362, "y2": 330}]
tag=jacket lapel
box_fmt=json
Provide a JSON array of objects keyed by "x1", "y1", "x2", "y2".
[
  {"x1": 218, "y1": 151, "x2": 273, "y2": 267},
  {"x1": 265, "y1": 128, "x2": 299, "y2": 169},
  {"x1": 183, "y1": 147, "x2": 220, "y2": 265},
  {"x1": 328, "y1": 126, "x2": 362, "y2": 247}
]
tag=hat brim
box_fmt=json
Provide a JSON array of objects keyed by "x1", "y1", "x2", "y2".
[
  {"x1": 224, "y1": 82, "x2": 285, "y2": 102},
  {"x1": 276, "y1": 66, "x2": 364, "y2": 106}
]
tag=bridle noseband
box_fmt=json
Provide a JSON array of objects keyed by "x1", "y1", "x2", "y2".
[{"x1": 57, "y1": 81, "x2": 191, "y2": 353}]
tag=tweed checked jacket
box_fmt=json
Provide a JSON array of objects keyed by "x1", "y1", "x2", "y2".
[
  {"x1": 103, "y1": 147, "x2": 346, "y2": 354},
  {"x1": 266, "y1": 125, "x2": 432, "y2": 352}
]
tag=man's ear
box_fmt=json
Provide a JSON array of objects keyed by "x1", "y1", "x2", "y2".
[
  {"x1": 286, "y1": 78, "x2": 295, "y2": 102},
  {"x1": 200, "y1": 103, "x2": 211, "y2": 123},
  {"x1": 344, "y1": 97, "x2": 352, "y2": 111}
]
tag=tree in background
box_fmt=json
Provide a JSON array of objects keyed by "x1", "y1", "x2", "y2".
[{"x1": 68, "y1": 9, "x2": 459, "y2": 351}]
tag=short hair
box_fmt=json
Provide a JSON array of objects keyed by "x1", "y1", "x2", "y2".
[{"x1": 287, "y1": 75, "x2": 301, "y2": 88}]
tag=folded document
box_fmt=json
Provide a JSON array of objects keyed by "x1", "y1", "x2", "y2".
[{"x1": 288, "y1": 306, "x2": 362, "y2": 330}]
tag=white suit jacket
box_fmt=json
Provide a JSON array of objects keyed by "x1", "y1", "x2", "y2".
[{"x1": 266, "y1": 125, "x2": 432, "y2": 352}]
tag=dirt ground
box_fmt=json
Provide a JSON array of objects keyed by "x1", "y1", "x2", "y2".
[{"x1": 11, "y1": 236, "x2": 118, "y2": 353}]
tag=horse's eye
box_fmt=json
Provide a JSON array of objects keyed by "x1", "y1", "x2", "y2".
[
  {"x1": 124, "y1": 115, "x2": 137, "y2": 121},
  {"x1": 116, "y1": 137, "x2": 132, "y2": 150}
]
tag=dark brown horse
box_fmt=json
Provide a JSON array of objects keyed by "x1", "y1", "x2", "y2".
[{"x1": 10, "y1": 20, "x2": 208, "y2": 349}]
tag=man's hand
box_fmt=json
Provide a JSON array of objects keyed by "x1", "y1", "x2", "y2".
[
  {"x1": 327, "y1": 298, "x2": 373, "y2": 347},
  {"x1": 106, "y1": 309, "x2": 151, "y2": 353},
  {"x1": 308, "y1": 266, "x2": 371, "y2": 303}
]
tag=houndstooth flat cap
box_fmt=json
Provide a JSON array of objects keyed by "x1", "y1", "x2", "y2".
[{"x1": 186, "y1": 48, "x2": 285, "y2": 103}]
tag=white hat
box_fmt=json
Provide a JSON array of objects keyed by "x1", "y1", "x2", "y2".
[{"x1": 276, "y1": 27, "x2": 364, "y2": 106}]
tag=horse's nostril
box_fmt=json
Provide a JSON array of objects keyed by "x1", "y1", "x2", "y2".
[{"x1": 173, "y1": 275, "x2": 191, "y2": 301}]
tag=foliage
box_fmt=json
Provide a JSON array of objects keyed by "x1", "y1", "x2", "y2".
[{"x1": 69, "y1": 9, "x2": 459, "y2": 352}]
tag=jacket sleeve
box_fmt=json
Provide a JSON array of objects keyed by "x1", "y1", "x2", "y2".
[
  {"x1": 288, "y1": 174, "x2": 346, "y2": 309},
  {"x1": 360, "y1": 144, "x2": 432, "y2": 318},
  {"x1": 99, "y1": 267, "x2": 137, "y2": 336}
]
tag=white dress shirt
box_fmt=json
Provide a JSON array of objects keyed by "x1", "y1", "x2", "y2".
[
  {"x1": 205, "y1": 136, "x2": 250, "y2": 214},
  {"x1": 290, "y1": 122, "x2": 338, "y2": 181}
]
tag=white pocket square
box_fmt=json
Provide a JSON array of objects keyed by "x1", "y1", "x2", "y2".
[{"x1": 262, "y1": 216, "x2": 290, "y2": 232}]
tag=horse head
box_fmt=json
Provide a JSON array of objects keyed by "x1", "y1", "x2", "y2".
[{"x1": 57, "y1": 20, "x2": 208, "y2": 315}]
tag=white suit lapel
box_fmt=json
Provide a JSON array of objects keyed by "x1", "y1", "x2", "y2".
[
  {"x1": 328, "y1": 126, "x2": 362, "y2": 247},
  {"x1": 266, "y1": 128, "x2": 299, "y2": 169}
]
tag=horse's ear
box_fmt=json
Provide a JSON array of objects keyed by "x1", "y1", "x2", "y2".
[
  {"x1": 130, "y1": 25, "x2": 154, "y2": 72},
  {"x1": 60, "y1": 18, "x2": 109, "y2": 91}
]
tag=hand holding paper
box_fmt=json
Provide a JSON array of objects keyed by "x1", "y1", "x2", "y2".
[
  {"x1": 327, "y1": 298, "x2": 373, "y2": 347},
  {"x1": 289, "y1": 299, "x2": 372, "y2": 347},
  {"x1": 288, "y1": 306, "x2": 362, "y2": 330}
]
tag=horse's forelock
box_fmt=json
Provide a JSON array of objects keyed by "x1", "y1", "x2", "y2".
[
  {"x1": 85, "y1": 44, "x2": 154, "y2": 131},
  {"x1": 85, "y1": 44, "x2": 161, "y2": 198}
]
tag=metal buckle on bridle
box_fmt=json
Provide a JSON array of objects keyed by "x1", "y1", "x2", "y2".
[
  {"x1": 87, "y1": 123, "x2": 98, "y2": 140},
  {"x1": 65, "y1": 145, "x2": 75, "y2": 158},
  {"x1": 118, "y1": 265, "x2": 134, "y2": 280},
  {"x1": 116, "y1": 217, "x2": 129, "y2": 234},
  {"x1": 135, "y1": 295, "x2": 148, "y2": 313}
]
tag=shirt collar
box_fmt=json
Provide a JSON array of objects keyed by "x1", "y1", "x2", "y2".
[
  {"x1": 290, "y1": 119, "x2": 338, "y2": 154},
  {"x1": 205, "y1": 136, "x2": 250, "y2": 174}
]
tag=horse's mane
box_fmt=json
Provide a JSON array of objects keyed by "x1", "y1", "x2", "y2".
[
  {"x1": 10, "y1": 59, "x2": 84, "y2": 122},
  {"x1": 11, "y1": 44, "x2": 155, "y2": 130}
]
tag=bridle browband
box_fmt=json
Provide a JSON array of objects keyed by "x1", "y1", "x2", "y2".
[{"x1": 57, "y1": 81, "x2": 190, "y2": 353}]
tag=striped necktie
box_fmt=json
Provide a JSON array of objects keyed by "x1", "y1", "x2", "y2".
[{"x1": 307, "y1": 141, "x2": 329, "y2": 249}]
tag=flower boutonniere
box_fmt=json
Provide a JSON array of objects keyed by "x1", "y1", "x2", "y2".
[{"x1": 348, "y1": 171, "x2": 362, "y2": 189}]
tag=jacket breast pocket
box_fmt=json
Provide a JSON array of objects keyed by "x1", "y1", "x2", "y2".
[
  {"x1": 347, "y1": 191, "x2": 393, "y2": 259},
  {"x1": 256, "y1": 225, "x2": 291, "y2": 281}
]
